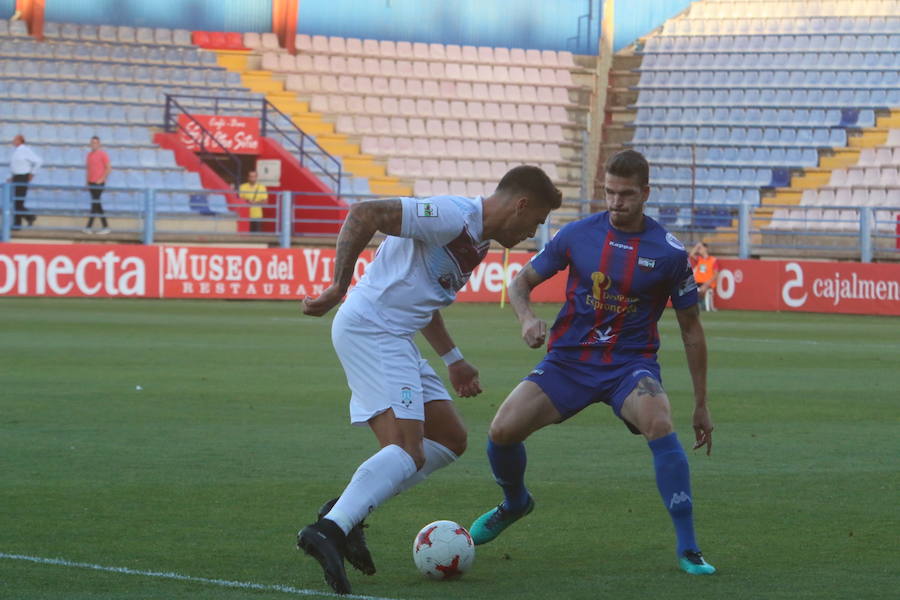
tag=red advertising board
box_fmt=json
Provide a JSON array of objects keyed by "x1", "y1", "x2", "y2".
[
  {"x1": 3, "y1": 244, "x2": 897, "y2": 316},
  {"x1": 0, "y1": 244, "x2": 566, "y2": 303},
  {"x1": 0, "y1": 243, "x2": 159, "y2": 298},
  {"x1": 177, "y1": 114, "x2": 260, "y2": 154},
  {"x1": 715, "y1": 259, "x2": 900, "y2": 316}
]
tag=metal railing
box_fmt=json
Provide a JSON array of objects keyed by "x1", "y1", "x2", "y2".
[
  {"x1": 163, "y1": 94, "x2": 342, "y2": 194},
  {"x1": 2, "y1": 184, "x2": 898, "y2": 261}
]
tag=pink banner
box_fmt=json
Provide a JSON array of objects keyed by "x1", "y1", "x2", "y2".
[{"x1": 177, "y1": 114, "x2": 260, "y2": 155}]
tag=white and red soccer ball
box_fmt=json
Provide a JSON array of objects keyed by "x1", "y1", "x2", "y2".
[{"x1": 412, "y1": 520, "x2": 475, "y2": 579}]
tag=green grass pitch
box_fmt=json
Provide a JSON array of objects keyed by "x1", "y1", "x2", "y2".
[{"x1": 1, "y1": 298, "x2": 897, "y2": 599}]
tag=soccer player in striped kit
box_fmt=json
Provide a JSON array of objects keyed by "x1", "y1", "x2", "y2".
[{"x1": 470, "y1": 150, "x2": 716, "y2": 575}]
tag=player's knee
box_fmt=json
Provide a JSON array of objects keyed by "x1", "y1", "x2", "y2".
[
  {"x1": 644, "y1": 412, "x2": 674, "y2": 440},
  {"x1": 488, "y1": 421, "x2": 525, "y2": 446}
]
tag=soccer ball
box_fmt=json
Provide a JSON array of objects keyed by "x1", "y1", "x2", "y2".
[{"x1": 412, "y1": 520, "x2": 475, "y2": 579}]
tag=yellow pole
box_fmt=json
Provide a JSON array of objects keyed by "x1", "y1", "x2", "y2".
[{"x1": 499, "y1": 248, "x2": 510, "y2": 308}]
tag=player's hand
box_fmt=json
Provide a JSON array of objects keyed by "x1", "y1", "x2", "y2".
[
  {"x1": 448, "y1": 360, "x2": 482, "y2": 398},
  {"x1": 692, "y1": 404, "x2": 714, "y2": 455},
  {"x1": 301, "y1": 284, "x2": 345, "y2": 317},
  {"x1": 521, "y1": 317, "x2": 548, "y2": 348}
]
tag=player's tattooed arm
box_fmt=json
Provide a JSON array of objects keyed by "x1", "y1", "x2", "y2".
[
  {"x1": 303, "y1": 200, "x2": 401, "y2": 317},
  {"x1": 331, "y1": 199, "x2": 402, "y2": 292}
]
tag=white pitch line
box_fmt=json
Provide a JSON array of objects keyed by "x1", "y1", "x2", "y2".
[{"x1": 0, "y1": 552, "x2": 404, "y2": 600}]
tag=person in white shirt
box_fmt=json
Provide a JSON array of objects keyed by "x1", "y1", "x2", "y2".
[
  {"x1": 8, "y1": 134, "x2": 43, "y2": 228},
  {"x1": 298, "y1": 165, "x2": 562, "y2": 595}
]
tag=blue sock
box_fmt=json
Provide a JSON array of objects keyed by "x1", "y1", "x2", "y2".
[
  {"x1": 648, "y1": 432, "x2": 698, "y2": 556},
  {"x1": 486, "y1": 438, "x2": 530, "y2": 512}
]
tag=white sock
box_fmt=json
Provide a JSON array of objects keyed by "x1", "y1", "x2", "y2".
[
  {"x1": 324, "y1": 444, "x2": 417, "y2": 535},
  {"x1": 394, "y1": 438, "x2": 458, "y2": 495}
]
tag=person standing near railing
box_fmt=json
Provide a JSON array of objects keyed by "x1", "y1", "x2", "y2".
[
  {"x1": 84, "y1": 136, "x2": 112, "y2": 234},
  {"x1": 8, "y1": 134, "x2": 42, "y2": 229},
  {"x1": 689, "y1": 242, "x2": 718, "y2": 311},
  {"x1": 239, "y1": 170, "x2": 268, "y2": 233}
]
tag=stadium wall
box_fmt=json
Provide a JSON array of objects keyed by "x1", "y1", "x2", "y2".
[
  {"x1": 613, "y1": 0, "x2": 694, "y2": 51},
  {"x1": 296, "y1": 0, "x2": 602, "y2": 53},
  {"x1": 44, "y1": 0, "x2": 271, "y2": 32},
  {"x1": 2, "y1": 244, "x2": 900, "y2": 316}
]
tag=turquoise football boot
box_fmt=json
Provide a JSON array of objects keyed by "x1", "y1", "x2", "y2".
[
  {"x1": 469, "y1": 496, "x2": 535, "y2": 545},
  {"x1": 679, "y1": 550, "x2": 716, "y2": 575}
]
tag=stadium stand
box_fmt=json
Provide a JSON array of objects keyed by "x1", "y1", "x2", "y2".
[
  {"x1": 0, "y1": 21, "x2": 263, "y2": 215},
  {"x1": 600, "y1": 0, "x2": 900, "y2": 234},
  {"x1": 214, "y1": 32, "x2": 592, "y2": 202}
]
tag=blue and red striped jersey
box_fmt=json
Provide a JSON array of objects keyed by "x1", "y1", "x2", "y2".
[{"x1": 531, "y1": 212, "x2": 698, "y2": 364}]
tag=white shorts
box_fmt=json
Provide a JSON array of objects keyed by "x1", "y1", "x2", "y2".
[{"x1": 332, "y1": 304, "x2": 452, "y2": 426}]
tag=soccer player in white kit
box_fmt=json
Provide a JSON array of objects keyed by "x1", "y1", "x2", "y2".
[{"x1": 299, "y1": 166, "x2": 562, "y2": 594}]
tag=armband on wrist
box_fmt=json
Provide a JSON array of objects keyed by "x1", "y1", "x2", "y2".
[{"x1": 441, "y1": 347, "x2": 464, "y2": 366}]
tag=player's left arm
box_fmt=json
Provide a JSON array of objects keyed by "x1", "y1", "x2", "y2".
[
  {"x1": 675, "y1": 303, "x2": 714, "y2": 455},
  {"x1": 420, "y1": 310, "x2": 482, "y2": 398}
]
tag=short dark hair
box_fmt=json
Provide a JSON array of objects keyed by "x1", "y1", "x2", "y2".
[
  {"x1": 605, "y1": 150, "x2": 649, "y2": 187},
  {"x1": 497, "y1": 165, "x2": 562, "y2": 210},
  {"x1": 91, "y1": 136, "x2": 100, "y2": 141}
]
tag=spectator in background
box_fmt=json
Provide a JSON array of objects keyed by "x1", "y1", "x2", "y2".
[
  {"x1": 84, "y1": 136, "x2": 112, "y2": 234},
  {"x1": 239, "y1": 170, "x2": 268, "y2": 233},
  {"x1": 8, "y1": 134, "x2": 42, "y2": 229},
  {"x1": 689, "y1": 242, "x2": 718, "y2": 311}
]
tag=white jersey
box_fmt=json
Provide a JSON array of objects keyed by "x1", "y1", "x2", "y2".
[{"x1": 341, "y1": 195, "x2": 489, "y2": 334}]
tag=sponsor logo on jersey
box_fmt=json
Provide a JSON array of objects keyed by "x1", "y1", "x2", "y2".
[
  {"x1": 587, "y1": 271, "x2": 638, "y2": 312},
  {"x1": 638, "y1": 257, "x2": 656, "y2": 271},
  {"x1": 400, "y1": 386, "x2": 413, "y2": 407},
  {"x1": 417, "y1": 202, "x2": 438, "y2": 217},
  {"x1": 530, "y1": 368, "x2": 544, "y2": 376},
  {"x1": 666, "y1": 232, "x2": 685, "y2": 250},
  {"x1": 609, "y1": 240, "x2": 634, "y2": 250}
]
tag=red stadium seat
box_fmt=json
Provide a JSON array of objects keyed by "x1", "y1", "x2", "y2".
[
  {"x1": 208, "y1": 31, "x2": 226, "y2": 49},
  {"x1": 224, "y1": 32, "x2": 247, "y2": 50},
  {"x1": 192, "y1": 31, "x2": 211, "y2": 47}
]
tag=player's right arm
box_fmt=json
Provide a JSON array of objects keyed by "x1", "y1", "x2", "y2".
[
  {"x1": 302, "y1": 199, "x2": 402, "y2": 317},
  {"x1": 509, "y1": 264, "x2": 551, "y2": 348}
]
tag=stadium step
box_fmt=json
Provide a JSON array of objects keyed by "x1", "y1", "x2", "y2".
[
  {"x1": 878, "y1": 110, "x2": 900, "y2": 128},
  {"x1": 819, "y1": 149, "x2": 861, "y2": 170},
  {"x1": 847, "y1": 128, "x2": 889, "y2": 149},
  {"x1": 214, "y1": 50, "x2": 251, "y2": 72},
  {"x1": 790, "y1": 169, "x2": 831, "y2": 189},
  {"x1": 240, "y1": 70, "x2": 284, "y2": 93},
  {"x1": 317, "y1": 134, "x2": 359, "y2": 157},
  {"x1": 369, "y1": 176, "x2": 410, "y2": 196},
  {"x1": 289, "y1": 114, "x2": 335, "y2": 135},
  {"x1": 343, "y1": 156, "x2": 386, "y2": 178}
]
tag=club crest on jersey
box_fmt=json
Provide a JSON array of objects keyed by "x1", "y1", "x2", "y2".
[
  {"x1": 400, "y1": 386, "x2": 413, "y2": 407},
  {"x1": 416, "y1": 202, "x2": 438, "y2": 217},
  {"x1": 638, "y1": 257, "x2": 656, "y2": 271},
  {"x1": 666, "y1": 232, "x2": 685, "y2": 250}
]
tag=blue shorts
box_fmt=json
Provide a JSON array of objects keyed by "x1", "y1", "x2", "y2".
[{"x1": 523, "y1": 352, "x2": 661, "y2": 434}]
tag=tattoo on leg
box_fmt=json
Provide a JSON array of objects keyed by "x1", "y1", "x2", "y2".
[{"x1": 636, "y1": 377, "x2": 664, "y2": 397}]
